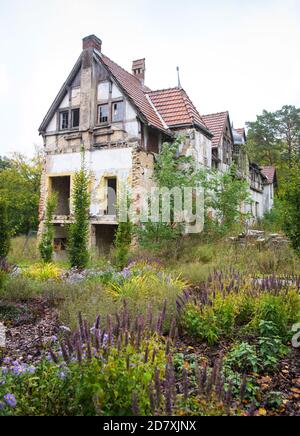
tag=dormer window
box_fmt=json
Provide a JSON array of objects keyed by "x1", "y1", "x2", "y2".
[{"x1": 60, "y1": 111, "x2": 69, "y2": 130}]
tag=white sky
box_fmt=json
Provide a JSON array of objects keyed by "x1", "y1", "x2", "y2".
[{"x1": 0, "y1": 0, "x2": 300, "y2": 157}]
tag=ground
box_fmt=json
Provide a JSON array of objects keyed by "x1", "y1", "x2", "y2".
[{"x1": 0, "y1": 232, "x2": 300, "y2": 416}]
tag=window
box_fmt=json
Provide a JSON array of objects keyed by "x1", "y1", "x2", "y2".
[
  {"x1": 60, "y1": 111, "x2": 69, "y2": 130},
  {"x1": 98, "y1": 104, "x2": 109, "y2": 124},
  {"x1": 112, "y1": 101, "x2": 124, "y2": 122},
  {"x1": 106, "y1": 178, "x2": 117, "y2": 215},
  {"x1": 71, "y1": 108, "x2": 80, "y2": 128}
]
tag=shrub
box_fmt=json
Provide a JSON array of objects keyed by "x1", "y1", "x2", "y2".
[
  {"x1": 39, "y1": 193, "x2": 57, "y2": 263},
  {"x1": 280, "y1": 163, "x2": 300, "y2": 257},
  {"x1": 0, "y1": 198, "x2": 10, "y2": 259},
  {"x1": 181, "y1": 304, "x2": 220, "y2": 345},
  {"x1": 114, "y1": 220, "x2": 133, "y2": 270},
  {"x1": 178, "y1": 271, "x2": 300, "y2": 344},
  {"x1": 22, "y1": 263, "x2": 62, "y2": 282},
  {"x1": 251, "y1": 290, "x2": 300, "y2": 339},
  {"x1": 225, "y1": 342, "x2": 259, "y2": 373}
]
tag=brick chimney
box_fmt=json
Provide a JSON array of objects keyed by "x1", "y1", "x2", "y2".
[
  {"x1": 132, "y1": 59, "x2": 145, "y2": 84},
  {"x1": 82, "y1": 35, "x2": 102, "y2": 52}
]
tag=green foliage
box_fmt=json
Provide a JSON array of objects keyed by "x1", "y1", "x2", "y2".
[
  {"x1": 68, "y1": 150, "x2": 91, "y2": 269},
  {"x1": 259, "y1": 200, "x2": 284, "y2": 233},
  {"x1": 0, "y1": 337, "x2": 167, "y2": 416},
  {"x1": 114, "y1": 196, "x2": 133, "y2": 270},
  {"x1": 225, "y1": 342, "x2": 259, "y2": 373},
  {"x1": 0, "y1": 270, "x2": 8, "y2": 290},
  {"x1": 0, "y1": 198, "x2": 10, "y2": 259},
  {"x1": 180, "y1": 276, "x2": 300, "y2": 345},
  {"x1": 138, "y1": 137, "x2": 203, "y2": 250},
  {"x1": 279, "y1": 163, "x2": 300, "y2": 256},
  {"x1": 22, "y1": 263, "x2": 62, "y2": 282},
  {"x1": 8, "y1": 235, "x2": 40, "y2": 266},
  {"x1": 0, "y1": 153, "x2": 42, "y2": 235},
  {"x1": 202, "y1": 166, "x2": 252, "y2": 236},
  {"x1": 247, "y1": 105, "x2": 300, "y2": 166},
  {"x1": 39, "y1": 194, "x2": 57, "y2": 263},
  {"x1": 182, "y1": 304, "x2": 220, "y2": 345}
]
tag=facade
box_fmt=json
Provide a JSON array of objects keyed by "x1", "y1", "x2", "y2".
[
  {"x1": 38, "y1": 35, "x2": 277, "y2": 253},
  {"x1": 261, "y1": 166, "x2": 277, "y2": 214},
  {"x1": 38, "y1": 35, "x2": 213, "y2": 253},
  {"x1": 202, "y1": 112, "x2": 234, "y2": 173}
]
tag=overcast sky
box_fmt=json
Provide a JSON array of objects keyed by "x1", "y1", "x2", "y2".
[{"x1": 0, "y1": 0, "x2": 300, "y2": 157}]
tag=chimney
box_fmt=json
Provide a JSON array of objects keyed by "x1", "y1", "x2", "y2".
[
  {"x1": 82, "y1": 35, "x2": 102, "y2": 52},
  {"x1": 132, "y1": 59, "x2": 145, "y2": 84}
]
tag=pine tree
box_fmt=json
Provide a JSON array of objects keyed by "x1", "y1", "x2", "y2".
[{"x1": 39, "y1": 193, "x2": 57, "y2": 263}]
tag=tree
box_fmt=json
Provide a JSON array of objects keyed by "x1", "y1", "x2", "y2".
[
  {"x1": 202, "y1": 166, "x2": 252, "y2": 236},
  {"x1": 138, "y1": 137, "x2": 203, "y2": 250},
  {"x1": 39, "y1": 193, "x2": 57, "y2": 263},
  {"x1": 0, "y1": 156, "x2": 11, "y2": 171},
  {"x1": 247, "y1": 105, "x2": 300, "y2": 167},
  {"x1": 68, "y1": 150, "x2": 91, "y2": 269},
  {"x1": 279, "y1": 163, "x2": 300, "y2": 256},
  {"x1": 246, "y1": 110, "x2": 281, "y2": 165},
  {"x1": 0, "y1": 197, "x2": 10, "y2": 260},
  {"x1": 276, "y1": 105, "x2": 300, "y2": 166},
  {"x1": 0, "y1": 153, "x2": 42, "y2": 235}
]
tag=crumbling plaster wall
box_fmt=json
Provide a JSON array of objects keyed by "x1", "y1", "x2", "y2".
[
  {"x1": 176, "y1": 128, "x2": 212, "y2": 169},
  {"x1": 44, "y1": 147, "x2": 133, "y2": 219}
]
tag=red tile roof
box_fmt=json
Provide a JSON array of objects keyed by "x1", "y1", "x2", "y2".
[
  {"x1": 99, "y1": 52, "x2": 169, "y2": 133},
  {"x1": 202, "y1": 112, "x2": 229, "y2": 147},
  {"x1": 97, "y1": 52, "x2": 211, "y2": 136},
  {"x1": 235, "y1": 128, "x2": 246, "y2": 138},
  {"x1": 261, "y1": 166, "x2": 276, "y2": 184},
  {"x1": 147, "y1": 88, "x2": 209, "y2": 133}
]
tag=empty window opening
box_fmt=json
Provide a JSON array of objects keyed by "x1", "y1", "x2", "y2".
[
  {"x1": 50, "y1": 176, "x2": 71, "y2": 216},
  {"x1": 95, "y1": 225, "x2": 117, "y2": 255},
  {"x1": 98, "y1": 104, "x2": 109, "y2": 124},
  {"x1": 71, "y1": 108, "x2": 80, "y2": 128},
  {"x1": 60, "y1": 111, "x2": 69, "y2": 130},
  {"x1": 112, "y1": 101, "x2": 124, "y2": 122},
  {"x1": 106, "y1": 178, "x2": 117, "y2": 216}
]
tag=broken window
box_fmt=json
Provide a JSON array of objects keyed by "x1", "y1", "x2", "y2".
[
  {"x1": 98, "y1": 104, "x2": 109, "y2": 124},
  {"x1": 112, "y1": 101, "x2": 124, "y2": 122},
  {"x1": 106, "y1": 177, "x2": 117, "y2": 215},
  {"x1": 60, "y1": 111, "x2": 69, "y2": 130},
  {"x1": 50, "y1": 176, "x2": 71, "y2": 216},
  {"x1": 94, "y1": 225, "x2": 117, "y2": 255},
  {"x1": 71, "y1": 108, "x2": 80, "y2": 128}
]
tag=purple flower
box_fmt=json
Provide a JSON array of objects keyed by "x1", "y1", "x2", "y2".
[
  {"x1": 27, "y1": 366, "x2": 36, "y2": 374},
  {"x1": 2, "y1": 357, "x2": 11, "y2": 365},
  {"x1": 51, "y1": 336, "x2": 58, "y2": 343},
  {"x1": 58, "y1": 370, "x2": 67, "y2": 380},
  {"x1": 4, "y1": 394, "x2": 17, "y2": 408},
  {"x1": 0, "y1": 402, "x2": 5, "y2": 410},
  {"x1": 1, "y1": 367, "x2": 8, "y2": 375}
]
